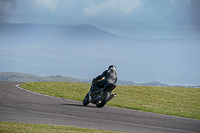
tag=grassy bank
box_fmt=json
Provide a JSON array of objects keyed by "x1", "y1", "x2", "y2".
[
  {"x1": 0, "y1": 122, "x2": 120, "y2": 133},
  {"x1": 20, "y1": 82, "x2": 200, "y2": 120}
]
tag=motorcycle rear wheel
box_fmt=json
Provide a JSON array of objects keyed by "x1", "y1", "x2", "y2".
[{"x1": 96, "y1": 91, "x2": 111, "y2": 108}]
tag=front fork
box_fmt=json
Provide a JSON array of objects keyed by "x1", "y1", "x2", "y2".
[{"x1": 89, "y1": 84, "x2": 96, "y2": 102}]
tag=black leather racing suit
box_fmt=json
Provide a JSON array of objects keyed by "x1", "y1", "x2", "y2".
[{"x1": 93, "y1": 69, "x2": 117, "y2": 91}]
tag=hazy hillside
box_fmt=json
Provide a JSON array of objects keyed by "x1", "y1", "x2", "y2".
[
  {"x1": 0, "y1": 72, "x2": 81, "y2": 82},
  {"x1": 0, "y1": 22, "x2": 130, "y2": 46},
  {"x1": 0, "y1": 72, "x2": 137, "y2": 85},
  {"x1": 0, "y1": 22, "x2": 200, "y2": 85}
]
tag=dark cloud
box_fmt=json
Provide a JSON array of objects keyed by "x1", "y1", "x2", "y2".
[
  {"x1": 138, "y1": 0, "x2": 200, "y2": 27},
  {"x1": 0, "y1": 0, "x2": 199, "y2": 39},
  {"x1": 163, "y1": 0, "x2": 200, "y2": 29},
  {"x1": 190, "y1": 0, "x2": 200, "y2": 27},
  {"x1": 0, "y1": 0, "x2": 17, "y2": 22},
  {"x1": 2, "y1": 0, "x2": 16, "y2": 9}
]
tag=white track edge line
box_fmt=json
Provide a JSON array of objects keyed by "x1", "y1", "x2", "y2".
[{"x1": 16, "y1": 84, "x2": 81, "y2": 103}]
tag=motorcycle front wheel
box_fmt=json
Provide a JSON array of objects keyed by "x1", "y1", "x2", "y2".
[
  {"x1": 96, "y1": 91, "x2": 111, "y2": 108},
  {"x1": 83, "y1": 93, "x2": 89, "y2": 106}
]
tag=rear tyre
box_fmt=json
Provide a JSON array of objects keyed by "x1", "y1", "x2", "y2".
[
  {"x1": 96, "y1": 91, "x2": 111, "y2": 108},
  {"x1": 83, "y1": 93, "x2": 89, "y2": 106}
]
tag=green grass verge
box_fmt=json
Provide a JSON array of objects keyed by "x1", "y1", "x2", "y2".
[
  {"x1": 20, "y1": 82, "x2": 200, "y2": 120},
  {"x1": 0, "y1": 121, "x2": 120, "y2": 133}
]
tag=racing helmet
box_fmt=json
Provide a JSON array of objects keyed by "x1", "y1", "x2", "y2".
[{"x1": 108, "y1": 65, "x2": 116, "y2": 71}]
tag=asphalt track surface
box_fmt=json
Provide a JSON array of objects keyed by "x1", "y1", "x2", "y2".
[{"x1": 0, "y1": 81, "x2": 200, "y2": 133}]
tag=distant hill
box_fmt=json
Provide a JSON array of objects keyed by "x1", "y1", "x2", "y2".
[
  {"x1": 0, "y1": 22, "x2": 130, "y2": 46},
  {"x1": 0, "y1": 72, "x2": 136, "y2": 85},
  {"x1": 0, "y1": 72, "x2": 81, "y2": 82}
]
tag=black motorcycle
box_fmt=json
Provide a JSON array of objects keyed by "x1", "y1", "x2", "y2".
[{"x1": 83, "y1": 80, "x2": 117, "y2": 107}]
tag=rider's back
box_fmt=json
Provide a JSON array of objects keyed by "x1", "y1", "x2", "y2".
[{"x1": 105, "y1": 70, "x2": 117, "y2": 84}]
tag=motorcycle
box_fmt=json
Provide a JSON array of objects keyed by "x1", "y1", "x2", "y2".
[{"x1": 83, "y1": 79, "x2": 117, "y2": 107}]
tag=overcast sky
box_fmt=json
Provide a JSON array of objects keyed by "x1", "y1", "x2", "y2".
[{"x1": 1, "y1": 0, "x2": 200, "y2": 39}]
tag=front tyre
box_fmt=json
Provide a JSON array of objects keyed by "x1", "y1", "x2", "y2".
[
  {"x1": 96, "y1": 91, "x2": 111, "y2": 108},
  {"x1": 83, "y1": 93, "x2": 89, "y2": 106}
]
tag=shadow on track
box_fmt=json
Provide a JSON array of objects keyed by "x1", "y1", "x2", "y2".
[{"x1": 60, "y1": 103, "x2": 97, "y2": 108}]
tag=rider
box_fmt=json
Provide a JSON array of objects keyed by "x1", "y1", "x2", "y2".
[{"x1": 92, "y1": 65, "x2": 118, "y2": 93}]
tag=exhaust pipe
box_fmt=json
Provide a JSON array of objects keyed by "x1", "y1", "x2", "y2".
[{"x1": 109, "y1": 93, "x2": 116, "y2": 101}]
